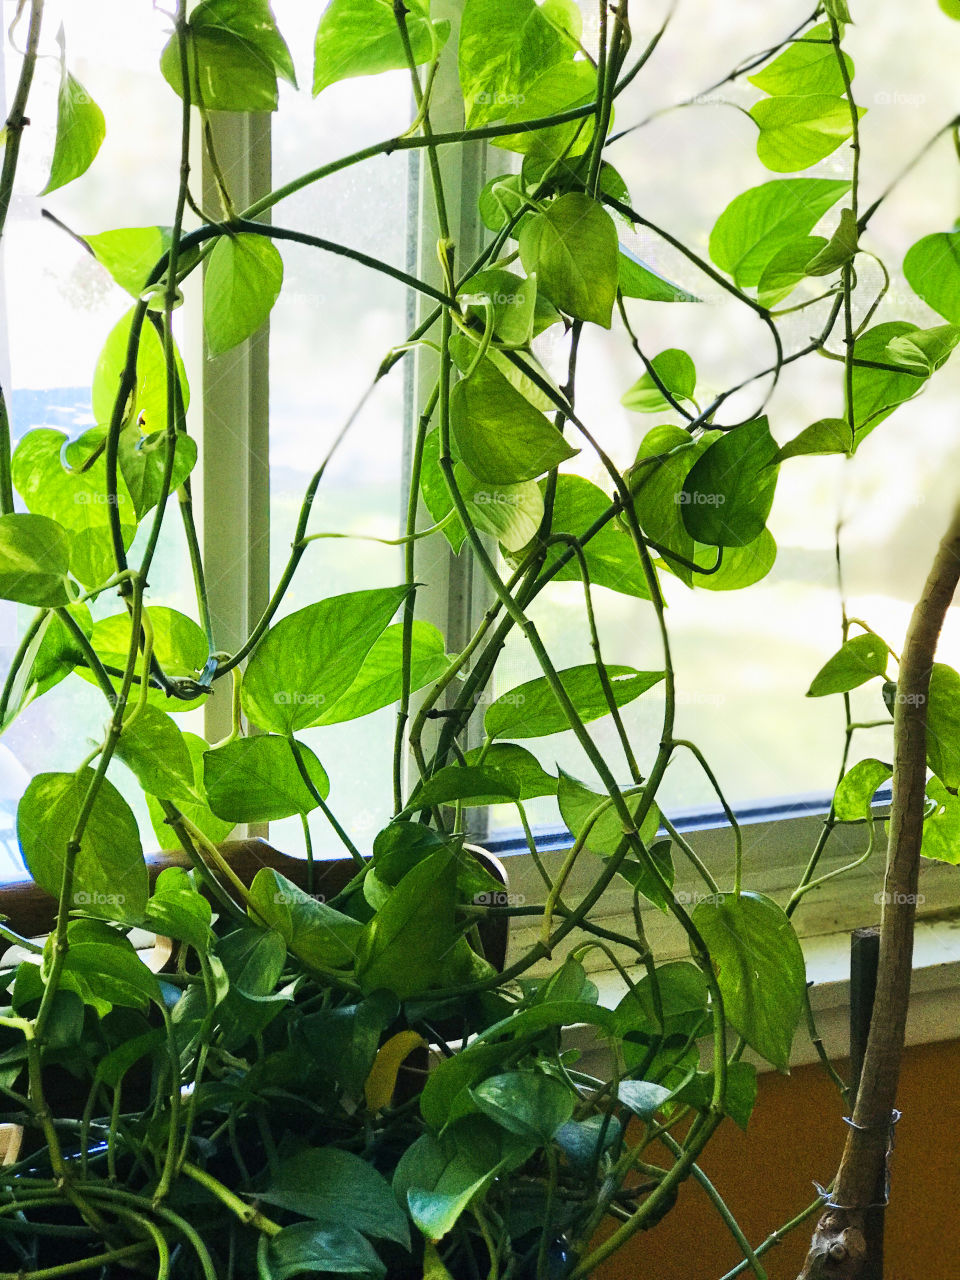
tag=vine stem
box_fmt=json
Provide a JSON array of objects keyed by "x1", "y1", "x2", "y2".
[{"x1": 798, "y1": 499, "x2": 960, "y2": 1278}]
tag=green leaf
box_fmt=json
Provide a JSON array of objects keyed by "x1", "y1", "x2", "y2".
[
  {"x1": 823, "y1": 0, "x2": 852, "y2": 21},
  {"x1": 462, "y1": 744, "x2": 558, "y2": 800},
  {"x1": 755, "y1": 236, "x2": 828, "y2": 307},
  {"x1": 249, "y1": 868, "x2": 363, "y2": 970},
  {"x1": 79, "y1": 607, "x2": 208, "y2": 713},
  {"x1": 747, "y1": 23, "x2": 853, "y2": 97},
  {"x1": 192, "y1": 0, "x2": 296, "y2": 85},
  {"x1": 264, "y1": 1225, "x2": 385, "y2": 1280},
  {"x1": 82, "y1": 226, "x2": 173, "y2": 297},
  {"x1": 314, "y1": 0, "x2": 449, "y2": 95},
  {"x1": 806, "y1": 633, "x2": 888, "y2": 696},
  {"x1": 534, "y1": 473, "x2": 651, "y2": 599},
  {"x1": 904, "y1": 230, "x2": 960, "y2": 323},
  {"x1": 0, "y1": 514, "x2": 72, "y2": 607},
  {"x1": 472, "y1": 1071, "x2": 574, "y2": 1141},
  {"x1": 406, "y1": 765, "x2": 520, "y2": 811},
  {"x1": 680, "y1": 417, "x2": 779, "y2": 547},
  {"x1": 144, "y1": 868, "x2": 213, "y2": 953},
  {"x1": 554, "y1": 1114, "x2": 623, "y2": 1176},
  {"x1": 615, "y1": 961, "x2": 708, "y2": 1038},
  {"x1": 519, "y1": 193, "x2": 619, "y2": 327},
  {"x1": 478, "y1": 173, "x2": 528, "y2": 233},
  {"x1": 692, "y1": 891, "x2": 806, "y2": 1071},
  {"x1": 114, "y1": 705, "x2": 198, "y2": 806},
  {"x1": 453, "y1": 463, "x2": 545, "y2": 552},
  {"x1": 672, "y1": 1061, "x2": 758, "y2": 1131},
  {"x1": 420, "y1": 431, "x2": 466, "y2": 554},
  {"x1": 161, "y1": 23, "x2": 280, "y2": 112},
  {"x1": 203, "y1": 735, "x2": 329, "y2": 823},
  {"x1": 806, "y1": 207, "x2": 859, "y2": 276},
  {"x1": 709, "y1": 178, "x2": 849, "y2": 288},
  {"x1": 921, "y1": 777, "x2": 960, "y2": 865},
  {"x1": 833, "y1": 758, "x2": 891, "y2": 821},
  {"x1": 618, "y1": 247, "x2": 700, "y2": 302},
  {"x1": 617, "y1": 1079, "x2": 672, "y2": 1119},
  {"x1": 55, "y1": 922, "x2": 161, "y2": 1010},
  {"x1": 458, "y1": 0, "x2": 577, "y2": 126},
  {"x1": 490, "y1": 61, "x2": 597, "y2": 159},
  {"x1": 394, "y1": 1132, "x2": 494, "y2": 1242},
  {"x1": 750, "y1": 94, "x2": 861, "y2": 173},
  {"x1": 850, "y1": 321, "x2": 928, "y2": 440},
  {"x1": 241, "y1": 585, "x2": 410, "y2": 733},
  {"x1": 92, "y1": 306, "x2": 190, "y2": 437},
  {"x1": 356, "y1": 847, "x2": 458, "y2": 999},
  {"x1": 146, "y1": 732, "x2": 234, "y2": 849},
  {"x1": 458, "y1": 269, "x2": 537, "y2": 348},
  {"x1": 11, "y1": 428, "x2": 137, "y2": 588},
  {"x1": 299, "y1": 991, "x2": 398, "y2": 1096},
  {"x1": 926, "y1": 663, "x2": 960, "y2": 789},
  {"x1": 450, "y1": 359, "x2": 577, "y2": 484},
  {"x1": 259, "y1": 1148, "x2": 409, "y2": 1247},
  {"x1": 204, "y1": 234, "x2": 284, "y2": 356},
  {"x1": 484, "y1": 664, "x2": 664, "y2": 740},
  {"x1": 315, "y1": 620, "x2": 448, "y2": 725},
  {"x1": 40, "y1": 32, "x2": 105, "y2": 196},
  {"x1": 773, "y1": 417, "x2": 852, "y2": 463},
  {"x1": 18, "y1": 770, "x2": 147, "y2": 919},
  {"x1": 629, "y1": 425, "x2": 714, "y2": 586},
  {"x1": 694, "y1": 530, "x2": 777, "y2": 592},
  {"x1": 118, "y1": 430, "x2": 197, "y2": 522},
  {"x1": 621, "y1": 349, "x2": 697, "y2": 414},
  {"x1": 884, "y1": 324, "x2": 960, "y2": 376}
]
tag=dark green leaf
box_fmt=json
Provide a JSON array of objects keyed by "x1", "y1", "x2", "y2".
[
  {"x1": 204, "y1": 234, "x2": 284, "y2": 356},
  {"x1": 672, "y1": 1061, "x2": 758, "y2": 1131},
  {"x1": 615, "y1": 961, "x2": 709, "y2": 1038},
  {"x1": 519, "y1": 193, "x2": 619, "y2": 327},
  {"x1": 485, "y1": 664, "x2": 664, "y2": 739},
  {"x1": 259, "y1": 1148, "x2": 409, "y2": 1247},
  {"x1": 691, "y1": 891, "x2": 806, "y2": 1071},
  {"x1": 472, "y1": 1071, "x2": 574, "y2": 1141},
  {"x1": 394, "y1": 1132, "x2": 494, "y2": 1242},
  {"x1": 18, "y1": 770, "x2": 147, "y2": 919},
  {"x1": 462, "y1": 744, "x2": 558, "y2": 799},
  {"x1": 264, "y1": 1224, "x2": 385, "y2": 1280},
  {"x1": 903, "y1": 230, "x2": 960, "y2": 323},
  {"x1": 450, "y1": 358, "x2": 576, "y2": 483},
  {"x1": 406, "y1": 765, "x2": 520, "y2": 810},
  {"x1": 203, "y1": 735, "x2": 329, "y2": 823},
  {"x1": 617, "y1": 1080, "x2": 672, "y2": 1119},
  {"x1": 629, "y1": 425, "x2": 715, "y2": 586},
  {"x1": 554, "y1": 1114, "x2": 622, "y2": 1176},
  {"x1": 241, "y1": 585, "x2": 410, "y2": 733},
  {"x1": 806, "y1": 633, "x2": 888, "y2": 696},
  {"x1": 314, "y1": 0, "x2": 449, "y2": 95},
  {"x1": 0, "y1": 514, "x2": 72, "y2": 607},
  {"x1": 356, "y1": 847, "x2": 459, "y2": 998},
  {"x1": 709, "y1": 178, "x2": 849, "y2": 288},
  {"x1": 680, "y1": 417, "x2": 779, "y2": 547},
  {"x1": 249, "y1": 868, "x2": 362, "y2": 970}
]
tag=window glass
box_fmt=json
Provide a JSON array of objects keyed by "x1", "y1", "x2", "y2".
[
  {"x1": 0, "y1": 2, "x2": 184, "y2": 878},
  {"x1": 488, "y1": 1, "x2": 960, "y2": 833}
]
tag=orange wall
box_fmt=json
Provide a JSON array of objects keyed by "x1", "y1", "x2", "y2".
[{"x1": 598, "y1": 1040, "x2": 960, "y2": 1279}]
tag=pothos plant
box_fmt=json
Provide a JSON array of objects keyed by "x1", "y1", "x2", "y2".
[{"x1": 0, "y1": 1, "x2": 958, "y2": 1278}]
